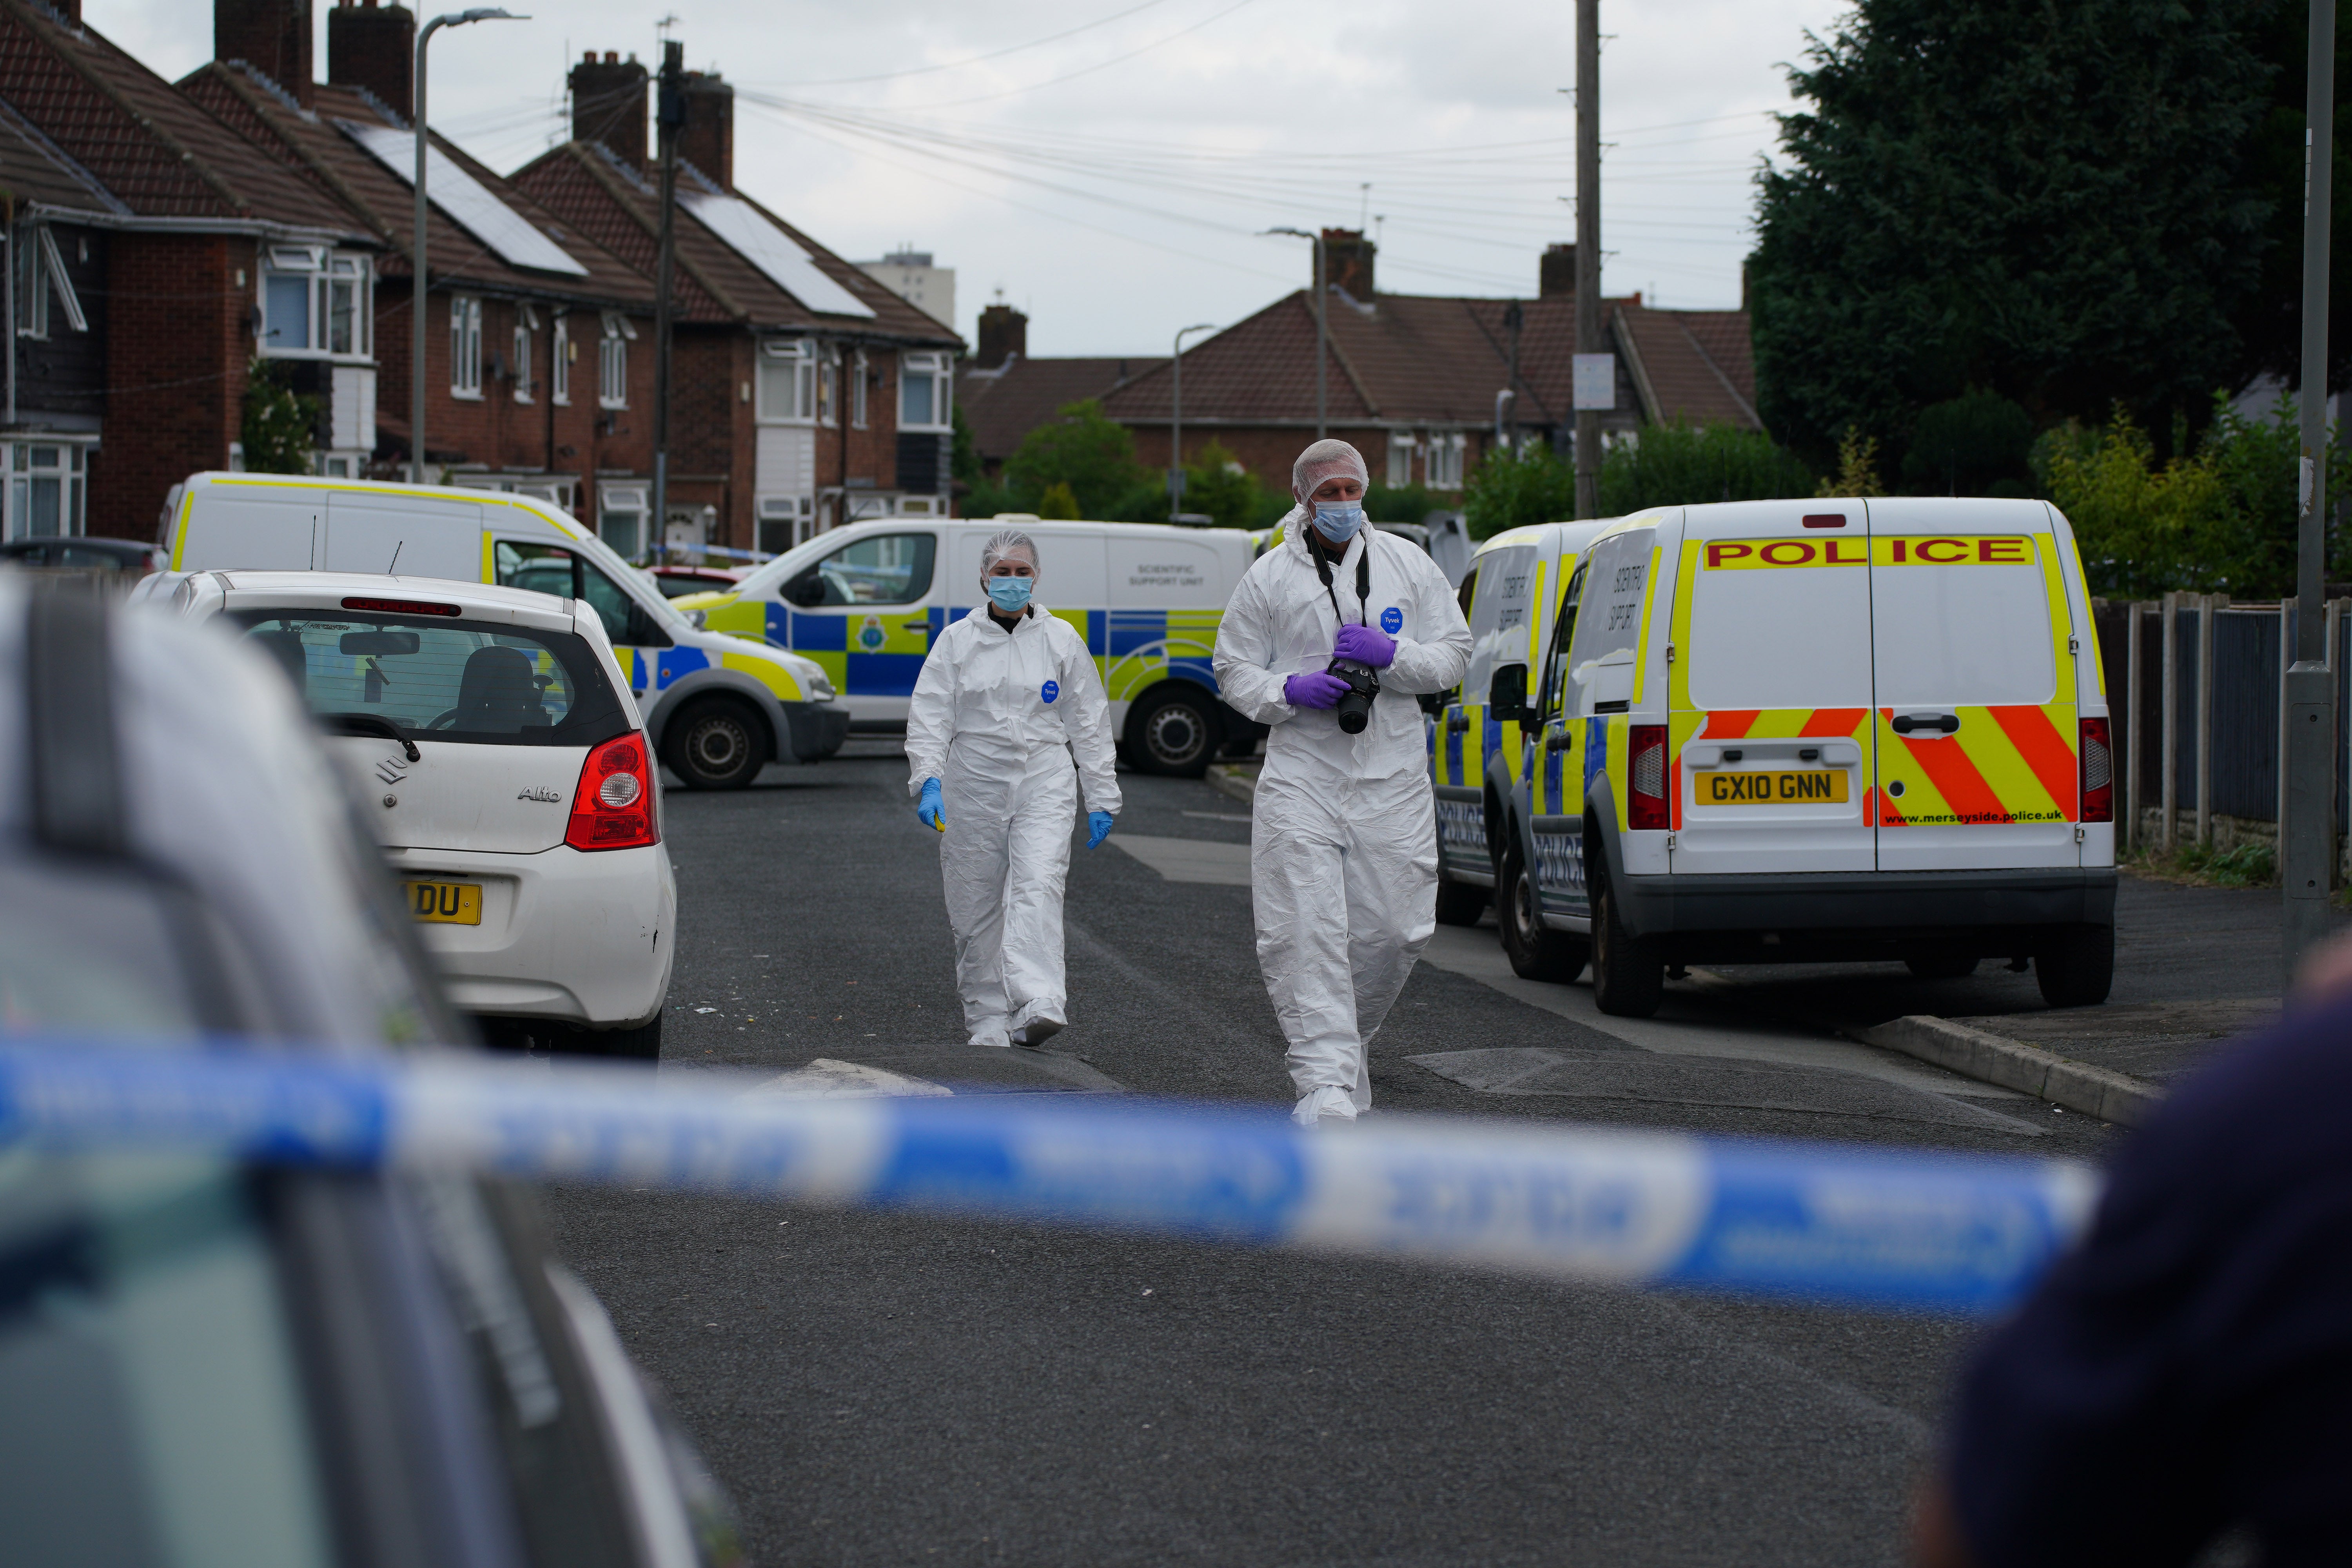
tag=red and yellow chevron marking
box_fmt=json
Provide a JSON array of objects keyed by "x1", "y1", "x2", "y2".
[{"x1": 1873, "y1": 705, "x2": 2076, "y2": 827}]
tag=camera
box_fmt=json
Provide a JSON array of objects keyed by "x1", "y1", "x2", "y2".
[{"x1": 1325, "y1": 655, "x2": 1381, "y2": 734}]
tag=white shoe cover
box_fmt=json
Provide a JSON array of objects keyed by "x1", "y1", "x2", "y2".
[
  {"x1": 1012, "y1": 1016, "x2": 1064, "y2": 1047},
  {"x1": 1292, "y1": 1085, "x2": 1358, "y2": 1127}
]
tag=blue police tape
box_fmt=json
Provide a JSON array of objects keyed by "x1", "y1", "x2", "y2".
[{"x1": 0, "y1": 1040, "x2": 2101, "y2": 1315}]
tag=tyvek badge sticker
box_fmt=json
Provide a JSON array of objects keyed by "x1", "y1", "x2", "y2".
[
  {"x1": 858, "y1": 615, "x2": 886, "y2": 651},
  {"x1": 1042, "y1": 679, "x2": 1061, "y2": 704},
  {"x1": 1380, "y1": 606, "x2": 1404, "y2": 634}
]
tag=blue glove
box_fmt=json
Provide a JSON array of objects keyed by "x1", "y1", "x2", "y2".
[
  {"x1": 917, "y1": 777, "x2": 944, "y2": 831},
  {"x1": 1284, "y1": 670, "x2": 1350, "y2": 709},
  {"x1": 1334, "y1": 622, "x2": 1396, "y2": 669},
  {"x1": 1086, "y1": 809, "x2": 1114, "y2": 849}
]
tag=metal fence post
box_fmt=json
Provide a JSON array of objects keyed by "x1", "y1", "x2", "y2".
[
  {"x1": 2279, "y1": 597, "x2": 2297, "y2": 831},
  {"x1": 2125, "y1": 602, "x2": 2144, "y2": 853},
  {"x1": 2161, "y1": 591, "x2": 2179, "y2": 852},
  {"x1": 2196, "y1": 593, "x2": 2217, "y2": 848}
]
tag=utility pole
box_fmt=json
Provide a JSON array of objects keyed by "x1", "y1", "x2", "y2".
[
  {"x1": 1573, "y1": 0, "x2": 1602, "y2": 519},
  {"x1": 1168, "y1": 320, "x2": 1215, "y2": 522},
  {"x1": 651, "y1": 39, "x2": 683, "y2": 561},
  {"x1": 2283, "y1": 0, "x2": 2337, "y2": 982}
]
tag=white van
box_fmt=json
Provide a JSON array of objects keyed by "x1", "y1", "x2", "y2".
[
  {"x1": 158, "y1": 473, "x2": 847, "y2": 789},
  {"x1": 672, "y1": 514, "x2": 1262, "y2": 776},
  {"x1": 1476, "y1": 497, "x2": 2115, "y2": 1016}
]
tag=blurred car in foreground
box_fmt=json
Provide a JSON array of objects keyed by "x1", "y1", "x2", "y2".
[
  {"x1": 0, "y1": 535, "x2": 163, "y2": 578},
  {"x1": 0, "y1": 579, "x2": 742, "y2": 1567},
  {"x1": 143, "y1": 570, "x2": 676, "y2": 1059}
]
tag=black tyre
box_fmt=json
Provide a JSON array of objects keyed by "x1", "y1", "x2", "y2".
[
  {"x1": 594, "y1": 1011, "x2": 664, "y2": 1062},
  {"x1": 1434, "y1": 858, "x2": 1489, "y2": 927},
  {"x1": 1590, "y1": 871, "x2": 1664, "y2": 1017},
  {"x1": 662, "y1": 697, "x2": 766, "y2": 790},
  {"x1": 1497, "y1": 841, "x2": 1588, "y2": 982},
  {"x1": 1905, "y1": 953, "x2": 1981, "y2": 980},
  {"x1": 1127, "y1": 690, "x2": 1216, "y2": 777},
  {"x1": 2036, "y1": 926, "x2": 2114, "y2": 1009}
]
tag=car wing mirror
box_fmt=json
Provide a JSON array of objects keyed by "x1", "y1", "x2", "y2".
[
  {"x1": 786, "y1": 573, "x2": 826, "y2": 607},
  {"x1": 1488, "y1": 663, "x2": 1528, "y2": 724}
]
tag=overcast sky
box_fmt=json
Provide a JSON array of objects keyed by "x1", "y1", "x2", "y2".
[{"x1": 91, "y1": 0, "x2": 1849, "y2": 357}]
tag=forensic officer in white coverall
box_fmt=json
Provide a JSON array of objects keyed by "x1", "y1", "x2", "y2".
[
  {"x1": 906, "y1": 528, "x2": 1121, "y2": 1048},
  {"x1": 1213, "y1": 441, "x2": 1473, "y2": 1125}
]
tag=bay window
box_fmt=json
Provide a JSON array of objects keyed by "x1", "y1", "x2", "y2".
[
  {"x1": 898, "y1": 350, "x2": 951, "y2": 431},
  {"x1": 757, "y1": 338, "x2": 816, "y2": 423},
  {"x1": 261, "y1": 248, "x2": 370, "y2": 358}
]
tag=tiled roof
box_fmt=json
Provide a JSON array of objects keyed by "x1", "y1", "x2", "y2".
[
  {"x1": 957, "y1": 355, "x2": 1162, "y2": 462},
  {"x1": 0, "y1": 91, "x2": 126, "y2": 213},
  {"x1": 0, "y1": 0, "x2": 361, "y2": 233},
  {"x1": 510, "y1": 142, "x2": 960, "y2": 344},
  {"x1": 177, "y1": 67, "x2": 653, "y2": 307},
  {"x1": 1100, "y1": 287, "x2": 1759, "y2": 434}
]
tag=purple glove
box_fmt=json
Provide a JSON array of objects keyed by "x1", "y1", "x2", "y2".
[
  {"x1": 1284, "y1": 670, "x2": 1350, "y2": 709},
  {"x1": 1334, "y1": 622, "x2": 1396, "y2": 668}
]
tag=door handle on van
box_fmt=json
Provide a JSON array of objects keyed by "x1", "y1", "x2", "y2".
[
  {"x1": 901, "y1": 619, "x2": 931, "y2": 634},
  {"x1": 1891, "y1": 712, "x2": 1962, "y2": 736},
  {"x1": 1544, "y1": 731, "x2": 1574, "y2": 753},
  {"x1": 1446, "y1": 713, "x2": 1472, "y2": 734}
]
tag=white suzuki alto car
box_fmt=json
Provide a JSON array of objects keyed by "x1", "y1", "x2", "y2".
[{"x1": 143, "y1": 570, "x2": 675, "y2": 1056}]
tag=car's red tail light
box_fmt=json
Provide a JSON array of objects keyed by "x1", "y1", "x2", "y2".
[
  {"x1": 2079, "y1": 717, "x2": 2113, "y2": 824},
  {"x1": 1628, "y1": 724, "x2": 1670, "y2": 830},
  {"x1": 566, "y1": 733, "x2": 659, "y2": 851}
]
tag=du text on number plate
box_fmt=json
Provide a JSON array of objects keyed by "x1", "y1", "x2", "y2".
[{"x1": 406, "y1": 879, "x2": 483, "y2": 925}]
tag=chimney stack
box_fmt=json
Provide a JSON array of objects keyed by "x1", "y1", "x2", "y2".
[
  {"x1": 327, "y1": 1, "x2": 416, "y2": 119},
  {"x1": 680, "y1": 70, "x2": 734, "y2": 189},
  {"x1": 217, "y1": 0, "x2": 314, "y2": 108},
  {"x1": 1540, "y1": 243, "x2": 1577, "y2": 299},
  {"x1": 1321, "y1": 227, "x2": 1374, "y2": 299},
  {"x1": 976, "y1": 304, "x2": 1027, "y2": 370},
  {"x1": 570, "y1": 51, "x2": 650, "y2": 168}
]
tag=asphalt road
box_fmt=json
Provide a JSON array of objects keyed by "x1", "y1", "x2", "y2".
[{"x1": 539, "y1": 745, "x2": 2128, "y2": 1568}]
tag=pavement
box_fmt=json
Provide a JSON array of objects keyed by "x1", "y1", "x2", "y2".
[{"x1": 538, "y1": 744, "x2": 2276, "y2": 1567}]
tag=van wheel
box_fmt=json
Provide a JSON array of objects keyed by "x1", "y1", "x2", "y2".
[
  {"x1": 1498, "y1": 842, "x2": 1587, "y2": 982},
  {"x1": 1905, "y1": 953, "x2": 1980, "y2": 980},
  {"x1": 1590, "y1": 872, "x2": 1664, "y2": 1017},
  {"x1": 663, "y1": 697, "x2": 766, "y2": 789},
  {"x1": 1128, "y1": 690, "x2": 1215, "y2": 777},
  {"x1": 1435, "y1": 859, "x2": 1489, "y2": 927},
  {"x1": 2035, "y1": 926, "x2": 2114, "y2": 1008}
]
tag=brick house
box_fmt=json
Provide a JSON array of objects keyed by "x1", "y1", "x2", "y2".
[
  {"x1": 0, "y1": 0, "x2": 376, "y2": 541},
  {"x1": 511, "y1": 53, "x2": 963, "y2": 559},
  {"x1": 181, "y1": 1, "x2": 668, "y2": 551},
  {"x1": 955, "y1": 301, "x2": 1162, "y2": 484}
]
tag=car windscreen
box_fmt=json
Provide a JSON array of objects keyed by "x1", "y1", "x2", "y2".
[{"x1": 230, "y1": 611, "x2": 630, "y2": 748}]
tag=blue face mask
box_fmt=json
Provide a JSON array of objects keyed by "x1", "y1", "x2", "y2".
[
  {"x1": 1312, "y1": 502, "x2": 1366, "y2": 543},
  {"x1": 985, "y1": 576, "x2": 1034, "y2": 613}
]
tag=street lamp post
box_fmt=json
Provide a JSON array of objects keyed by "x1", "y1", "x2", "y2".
[
  {"x1": 1168, "y1": 321, "x2": 1216, "y2": 521},
  {"x1": 1263, "y1": 228, "x2": 1326, "y2": 439},
  {"x1": 411, "y1": 9, "x2": 525, "y2": 486}
]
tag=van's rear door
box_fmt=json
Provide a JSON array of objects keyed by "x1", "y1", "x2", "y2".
[
  {"x1": 322, "y1": 490, "x2": 483, "y2": 581},
  {"x1": 1865, "y1": 499, "x2": 2079, "y2": 870},
  {"x1": 1669, "y1": 501, "x2": 1875, "y2": 874}
]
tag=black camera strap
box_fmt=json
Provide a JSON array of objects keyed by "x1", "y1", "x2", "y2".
[{"x1": 1310, "y1": 530, "x2": 1372, "y2": 630}]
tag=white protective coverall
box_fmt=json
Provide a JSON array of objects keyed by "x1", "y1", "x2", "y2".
[
  {"x1": 906, "y1": 603, "x2": 1120, "y2": 1046},
  {"x1": 1213, "y1": 514, "x2": 1472, "y2": 1118}
]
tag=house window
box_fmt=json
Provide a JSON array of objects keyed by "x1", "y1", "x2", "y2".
[
  {"x1": 262, "y1": 247, "x2": 369, "y2": 358},
  {"x1": 757, "y1": 494, "x2": 813, "y2": 556},
  {"x1": 599, "y1": 483, "x2": 649, "y2": 561},
  {"x1": 852, "y1": 349, "x2": 869, "y2": 428},
  {"x1": 15, "y1": 227, "x2": 85, "y2": 342},
  {"x1": 817, "y1": 344, "x2": 839, "y2": 426},
  {"x1": 899, "y1": 351, "x2": 951, "y2": 431},
  {"x1": 4, "y1": 442, "x2": 88, "y2": 541},
  {"x1": 512, "y1": 303, "x2": 537, "y2": 403},
  {"x1": 598, "y1": 312, "x2": 633, "y2": 409},
  {"x1": 552, "y1": 314, "x2": 572, "y2": 405},
  {"x1": 1426, "y1": 431, "x2": 1465, "y2": 489},
  {"x1": 757, "y1": 338, "x2": 816, "y2": 423},
  {"x1": 1387, "y1": 433, "x2": 1414, "y2": 488},
  {"x1": 450, "y1": 295, "x2": 483, "y2": 398}
]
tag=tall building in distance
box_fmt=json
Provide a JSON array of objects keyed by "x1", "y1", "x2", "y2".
[{"x1": 856, "y1": 248, "x2": 955, "y2": 331}]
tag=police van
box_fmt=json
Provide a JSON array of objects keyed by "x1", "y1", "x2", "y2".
[
  {"x1": 1470, "y1": 497, "x2": 2115, "y2": 1016},
  {"x1": 1431, "y1": 519, "x2": 1612, "y2": 931},
  {"x1": 671, "y1": 514, "x2": 1262, "y2": 776},
  {"x1": 157, "y1": 472, "x2": 848, "y2": 789}
]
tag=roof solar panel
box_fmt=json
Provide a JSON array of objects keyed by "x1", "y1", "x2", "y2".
[
  {"x1": 341, "y1": 121, "x2": 589, "y2": 278},
  {"x1": 682, "y1": 192, "x2": 875, "y2": 319}
]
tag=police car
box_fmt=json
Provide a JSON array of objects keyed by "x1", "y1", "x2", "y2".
[
  {"x1": 137, "y1": 570, "x2": 675, "y2": 1058},
  {"x1": 1468, "y1": 498, "x2": 2116, "y2": 1016},
  {"x1": 158, "y1": 473, "x2": 848, "y2": 789},
  {"x1": 0, "y1": 579, "x2": 742, "y2": 1566}
]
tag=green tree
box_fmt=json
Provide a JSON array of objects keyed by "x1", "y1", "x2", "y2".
[
  {"x1": 1902, "y1": 388, "x2": 2034, "y2": 495},
  {"x1": 1176, "y1": 440, "x2": 1270, "y2": 532},
  {"x1": 1748, "y1": 0, "x2": 2271, "y2": 467},
  {"x1": 1462, "y1": 441, "x2": 1577, "y2": 539},
  {"x1": 1599, "y1": 422, "x2": 1816, "y2": 513},
  {"x1": 242, "y1": 357, "x2": 320, "y2": 475},
  {"x1": 1036, "y1": 480, "x2": 1082, "y2": 520},
  {"x1": 2227, "y1": 1, "x2": 2352, "y2": 392},
  {"x1": 951, "y1": 403, "x2": 982, "y2": 487},
  {"x1": 1002, "y1": 399, "x2": 1149, "y2": 517}
]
